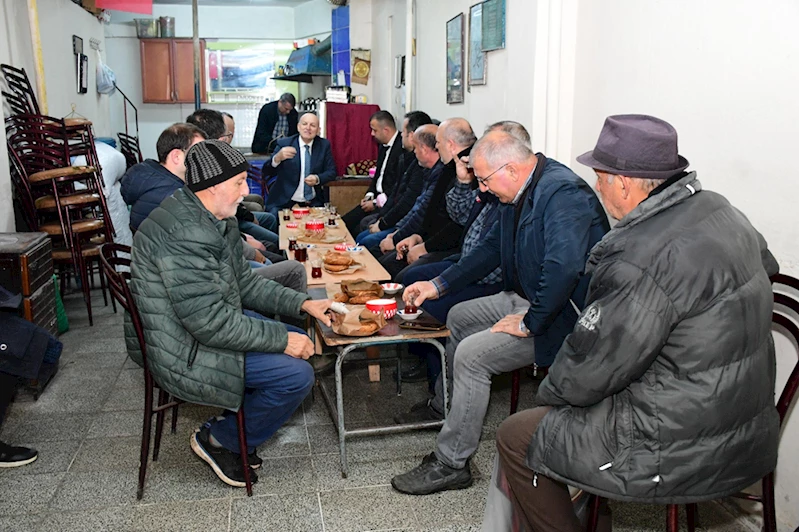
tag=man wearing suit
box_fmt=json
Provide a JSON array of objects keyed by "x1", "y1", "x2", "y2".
[
  {"x1": 264, "y1": 112, "x2": 337, "y2": 216},
  {"x1": 341, "y1": 110, "x2": 403, "y2": 235},
  {"x1": 251, "y1": 93, "x2": 299, "y2": 154}
]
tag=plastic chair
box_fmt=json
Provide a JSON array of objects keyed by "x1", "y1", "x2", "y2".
[
  {"x1": 586, "y1": 274, "x2": 799, "y2": 532},
  {"x1": 117, "y1": 132, "x2": 143, "y2": 169},
  {"x1": 1, "y1": 63, "x2": 40, "y2": 116},
  {"x1": 99, "y1": 244, "x2": 254, "y2": 498}
]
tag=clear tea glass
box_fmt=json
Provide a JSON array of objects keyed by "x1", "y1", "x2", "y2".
[
  {"x1": 282, "y1": 208, "x2": 291, "y2": 221},
  {"x1": 294, "y1": 245, "x2": 307, "y2": 262},
  {"x1": 311, "y1": 259, "x2": 323, "y2": 278}
]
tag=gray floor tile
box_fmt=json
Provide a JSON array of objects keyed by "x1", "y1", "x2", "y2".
[
  {"x1": 115, "y1": 368, "x2": 146, "y2": 388},
  {"x1": 49, "y1": 470, "x2": 139, "y2": 511},
  {"x1": 313, "y1": 452, "x2": 421, "y2": 490},
  {"x1": 58, "y1": 349, "x2": 129, "y2": 371},
  {"x1": 233, "y1": 455, "x2": 317, "y2": 496},
  {"x1": 123, "y1": 356, "x2": 142, "y2": 370},
  {"x1": 138, "y1": 461, "x2": 232, "y2": 504},
  {"x1": 70, "y1": 435, "x2": 142, "y2": 472},
  {"x1": 88, "y1": 410, "x2": 146, "y2": 438},
  {"x1": 320, "y1": 485, "x2": 418, "y2": 532},
  {"x1": 304, "y1": 386, "x2": 376, "y2": 426},
  {"x1": 258, "y1": 425, "x2": 310, "y2": 458},
  {"x1": 0, "y1": 473, "x2": 65, "y2": 515},
  {"x1": 133, "y1": 498, "x2": 231, "y2": 532},
  {"x1": 61, "y1": 335, "x2": 127, "y2": 354},
  {"x1": 101, "y1": 385, "x2": 151, "y2": 412},
  {"x1": 0, "y1": 413, "x2": 94, "y2": 443},
  {"x1": 36, "y1": 506, "x2": 135, "y2": 531},
  {"x1": 0, "y1": 514, "x2": 42, "y2": 532},
  {"x1": 0, "y1": 440, "x2": 81, "y2": 478},
  {"x1": 412, "y1": 478, "x2": 489, "y2": 530},
  {"x1": 231, "y1": 493, "x2": 323, "y2": 532}
]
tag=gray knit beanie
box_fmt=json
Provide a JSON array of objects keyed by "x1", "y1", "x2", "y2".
[{"x1": 185, "y1": 139, "x2": 249, "y2": 192}]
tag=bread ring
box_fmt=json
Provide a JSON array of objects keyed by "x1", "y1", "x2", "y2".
[
  {"x1": 334, "y1": 292, "x2": 350, "y2": 303},
  {"x1": 324, "y1": 263, "x2": 351, "y2": 273},
  {"x1": 349, "y1": 293, "x2": 379, "y2": 304},
  {"x1": 324, "y1": 251, "x2": 354, "y2": 266},
  {"x1": 357, "y1": 322, "x2": 380, "y2": 335}
]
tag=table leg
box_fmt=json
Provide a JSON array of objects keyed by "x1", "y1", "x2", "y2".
[
  {"x1": 336, "y1": 346, "x2": 351, "y2": 478},
  {"x1": 366, "y1": 346, "x2": 380, "y2": 382}
]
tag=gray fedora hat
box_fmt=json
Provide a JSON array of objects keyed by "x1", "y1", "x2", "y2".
[{"x1": 576, "y1": 114, "x2": 689, "y2": 179}]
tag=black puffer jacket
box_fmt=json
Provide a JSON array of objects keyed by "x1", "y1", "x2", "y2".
[{"x1": 529, "y1": 173, "x2": 780, "y2": 503}]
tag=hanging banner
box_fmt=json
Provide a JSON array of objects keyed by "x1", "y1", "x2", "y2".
[{"x1": 94, "y1": 0, "x2": 153, "y2": 15}]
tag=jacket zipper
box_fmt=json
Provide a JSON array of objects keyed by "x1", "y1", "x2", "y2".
[{"x1": 187, "y1": 339, "x2": 199, "y2": 369}]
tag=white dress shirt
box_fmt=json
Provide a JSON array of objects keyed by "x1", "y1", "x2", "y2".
[
  {"x1": 375, "y1": 131, "x2": 399, "y2": 194},
  {"x1": 290, "y1": 138, "x2": 315, "y2": 203}
]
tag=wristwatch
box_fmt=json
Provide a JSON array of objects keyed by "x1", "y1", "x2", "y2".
[{"x1": 519, "y1": 320, "x2": 530, "y2": 336}]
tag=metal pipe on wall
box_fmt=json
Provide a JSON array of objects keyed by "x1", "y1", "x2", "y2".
[
  {"x1": 26, "y1": 0, "x2": 47, "y2": 113},
  {"x1": 192, "y1": 0, "x2": 200, "y2": 110}
]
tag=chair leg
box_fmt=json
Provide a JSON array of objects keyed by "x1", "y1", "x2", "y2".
[
  {"x1": 152, "y1": 389, "x2": 168, "y2": 461},
  {"x1": 137, "y1": 373, "x2": 155, "y2": 500},
  {"x1": 686, "y1": 503, "x2": 697, "y2": 532},
  {"x1": 666, "y1": 504, "x2": 679, "y2": 532},
  {"x1": 97, "y1": 261, "x2": 109, "y2": 307},
  {"x1": 74, "y1": 239, "x2": 93, "y2": 327},
  {"x1": 235, "y1": 409, "x2": 253, "y2": 497},
  {"x1": 586, "y1": 494, "x2": 602, "y2": 532},
  {"x1": 170, "y1": 403, "x2": 179, "y2": 434},
  {"x1": 510, "y1": 369, "x2": 520, "y2": 415},
  {"x1": 762, "y1": 472, "x2": 777, "y2": 532}
]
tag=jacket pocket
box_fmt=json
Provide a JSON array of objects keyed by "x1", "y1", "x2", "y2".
[
  {"x1": 187, "y1": 339, "x2": 199, "y2": 369},
  {"x1": 612, "y1": 390, "x2": 633, "y2": 472}
]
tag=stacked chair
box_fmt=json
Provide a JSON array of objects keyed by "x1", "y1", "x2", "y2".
[
  {"x1": 3, "y1": 64, "x2": 115, "y2": 325},
  {"x1": 117, "y1": 131, "x2": 143, "y2": 169}
]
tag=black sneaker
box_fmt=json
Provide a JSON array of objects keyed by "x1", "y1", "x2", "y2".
[
  {"x1": 198, "y1": 418, "x2": 262, "y2": 469},
  {"x1": 391, "y1": 452, "x2": 472, "y2": 495},
  {"x1": 394, "y1": 399, "x2": 444, "y2": 424},
  {"x1": 392, "y1": 361, "x2": 428, "y2": 383},
  {"x1": 191, "y1": 425, "x2": 258, "y2": 488},
  {"x1": 0, "y1": 442, "x2": 38, "y2": 468}
]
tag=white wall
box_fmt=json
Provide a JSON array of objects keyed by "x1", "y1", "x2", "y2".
[
  {"x1": 567, "y1": 1, "x2": 798, "y2": 530},
  {"x1": 370, "y1": 0, "x2": 406, "y2": 122},
  {"x1": 348, "y1": 0, "x2": 373, "y2": 104},
  {"x1": 413, "y1": 0, "x2": 539, "y2": 134},
  {"x1": 295, "y1": 0, "x2": 335, "y2": 39}
]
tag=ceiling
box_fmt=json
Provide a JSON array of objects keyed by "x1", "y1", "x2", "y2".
[{"x1": 152, "y1": 0, "x2": 314, "y2": 6}]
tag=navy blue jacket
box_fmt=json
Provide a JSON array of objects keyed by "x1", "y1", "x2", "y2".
[
  {"x1": 121, "y1": 160, "x2": 184, "y2": 230},
  {"x1": 263, "y1": 134, "x2": 337, "y2": 210},
  {"x1": 440, "y1": 158, "x2": 609, "y2": 367}
]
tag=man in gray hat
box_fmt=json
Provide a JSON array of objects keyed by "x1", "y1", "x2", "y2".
[
  {"x1": 129, "y1": 139, "x2": 332, "y2": 489},
  {"x1": 492, "y1": 114, "x2": 780, "y2": 532}
]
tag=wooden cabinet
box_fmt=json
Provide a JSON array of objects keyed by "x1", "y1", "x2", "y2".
[{"x1": 140, "y1": 39, "x2": 206, "y2": 104}]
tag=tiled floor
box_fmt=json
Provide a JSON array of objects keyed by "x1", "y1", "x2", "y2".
[{"x1": 0, "y1": 291, "x2": 759, "y2": 532}]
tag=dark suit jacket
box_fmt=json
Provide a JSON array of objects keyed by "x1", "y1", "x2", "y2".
[
  {"x1": 251, "y1": 101, "x2": 299, "y2": 154},
  {"x1": 366, "y1": 135, "x2": 403, "y2": 197},
  {"x1": 264, "y1": 134, "x2": 337, "y2": 210},
  {"x1": 378, "y1": 151, "x2": 426, "y2": 230}
]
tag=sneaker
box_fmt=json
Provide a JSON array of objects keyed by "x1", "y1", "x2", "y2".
[
  {"x1": 191, "y1": 425, "x2": 258, "y2": 488},
  {"x1": 0, "y1": 442, "x2": 38, "y2": 468},
  {"x1": 391, "y1": 452, "x2": 472, "y2": 495},
  {"x1": 197, "y1": 418, "x2": 262, "y2": 469},
  {"x1": 394, "y1": 399, "x2": 444, "y2": 424},
  {"x1": 391, "y1": 361, "x2": 428, "y2": 383},
  {"x1": 311, "y1": 354, "x2": 336, "y2": 375}
]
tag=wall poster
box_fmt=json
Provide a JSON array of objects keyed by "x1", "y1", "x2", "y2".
[{"x1": 446, "y1": 13, "x2": 465, "y2": 104}]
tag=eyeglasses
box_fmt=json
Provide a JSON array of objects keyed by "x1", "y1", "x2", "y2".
[{"x1": 475, "y1": 162, "x2": 509, "y2": 186}]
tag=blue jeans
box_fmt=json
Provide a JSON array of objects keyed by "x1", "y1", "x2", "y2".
[
  {"x1": 356, "y1": 228, "x2": 394, "y2": 251},
  {"x1": 210, "y1": 310, "x2": 314, "y2": 453},
  {"x1": 240, "y1": 211, "x2": 279, "y2": 246}
]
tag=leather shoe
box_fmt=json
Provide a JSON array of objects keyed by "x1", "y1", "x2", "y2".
[
  {"x1": 393, "y1": 399, "x2": 444, "y2": 424},
  {"x1": 392, "y1": 361, "x2": 428, "y2": 383},
  {"x1": 391, "y1": 452, "x2": 472, "y2": 495},
  {"x1": 0, "y1": 442, "x2": 38, "y2": 468}
]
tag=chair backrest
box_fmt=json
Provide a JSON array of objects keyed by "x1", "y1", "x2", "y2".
[
  {"x1": 117, "y1": 132, "x2": 143, "y2": 169},
  {"x1": 771, "y1": 273, "x2": 799, "y2": 425},
  {"x1": 100, "y1": 244, "x2": 148, "y2": 367},
  {"x1": 1, "y1": 64, "x2": 40, "y2": 115},
  {"x1": 6, "y1": 141, "x2": 39, "y2": 231}
]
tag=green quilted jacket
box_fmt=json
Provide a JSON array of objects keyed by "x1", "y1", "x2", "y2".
[{"x1": 124, "y1": 188, "x2": 310, "y2": 410}]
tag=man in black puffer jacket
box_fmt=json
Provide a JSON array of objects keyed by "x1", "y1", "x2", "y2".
[{"x1": 495, "y1": 115, "x2": 780, "y2": 532}]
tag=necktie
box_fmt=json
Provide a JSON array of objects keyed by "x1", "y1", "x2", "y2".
[{"x1": 303, "y1": 144, "x2": 314, "y2": 201}]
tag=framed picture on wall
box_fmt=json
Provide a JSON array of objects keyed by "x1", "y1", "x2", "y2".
[
  {"x1": 468, "y1": 2, "x2": 487, "y2": 86},
  {"x1": 446, "y1": 13, "x2": 465, "y2": 104},
  {"x1": 482, "y1": 0, "x2": 506, "y2": 52}
]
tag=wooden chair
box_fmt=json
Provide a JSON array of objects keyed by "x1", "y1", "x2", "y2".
[
  {"x1": 586, "y1": 273, "x2": 799, "y2": 532},
  {"x1": 117, "y1": 132, "x2": 143, "y2": 169},
  {"x1": 510, "y1": 365, "x2": 548, "y2": 415},
  {"x1": 99, "y1": 244, "x2": 254, "y2": 499}
]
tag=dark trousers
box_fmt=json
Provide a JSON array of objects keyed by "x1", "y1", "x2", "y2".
[
  {"x1": 342, "y1": 204, "x2": 380, "y2": 236},
  {"x1": 378, "y1": 249, "x2": 456, "y2": 283},
  {"x1": 0, "y1": 372, "x2": 18, "y2": 429},
  {"x1": 496, "y1": 407, "x2": 611, "y2": 532},
  {"x1": 210, "y1": 311, "x2": 314, "y2": 454}
]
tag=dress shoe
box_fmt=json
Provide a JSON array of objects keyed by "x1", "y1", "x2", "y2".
[
  {"x1": 393, "y1": 399, "x2": 444, "y2": 424},
  {"x1": 392, "y1": 361, "x2": 428, "y2": 383},
  {"x1": 391, "y1": 452, "x2": 472, "y2": 495}
]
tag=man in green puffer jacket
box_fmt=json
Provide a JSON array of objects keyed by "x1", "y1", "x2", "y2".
[
  {"x1": 493, "y1": 115, "x2": 780, "y2": 532},
  {"x1": 126, "y1": 140, "x2": 332, "y2": 489}
]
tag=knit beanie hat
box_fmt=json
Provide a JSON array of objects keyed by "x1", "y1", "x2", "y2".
[{"x1": 185, "y1": 139, "x2": 249, "y2": 192}]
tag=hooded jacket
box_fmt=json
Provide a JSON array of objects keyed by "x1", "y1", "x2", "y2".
[
  {"x1": 120, "y1": 160, "x2": 184, "y2": 230},
  {"x1": 528, "y1": 173, "x2": 780, "y2": 503}
]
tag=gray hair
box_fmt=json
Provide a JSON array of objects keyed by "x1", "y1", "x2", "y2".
[
  {"x1": 441, "y1": 118, "x2": 477, "y2": 148},
  {"x1": 471, "y1": 130, "x2": 535, "y2": 168},
  {"x1": 414, "y1": 125, "x2": 438, "y2": 151},
  {"x1": 605, "y1": 174, "x2": 661, "y2": 193},
  {"x1": 279, "y1": 92, "x2": 296, "y2": 106},
  {"x1": 485, "y1": 121, "x2": 531, "y2": 148}
]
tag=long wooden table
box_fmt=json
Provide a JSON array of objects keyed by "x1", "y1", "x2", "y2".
[{"x1": 278, "y1": 210, "x2": 390, "y2": 287}]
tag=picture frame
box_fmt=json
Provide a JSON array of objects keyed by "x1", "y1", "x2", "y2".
[
  {"x1": 468, "y1": 2, "x2": 487, "y2": 86},
  {"x1": 446, "y1": 13, "x2": 465, "y2": 104},
  {"x1": 481, "y1": 0, "x2": 506, "y2": 52}
]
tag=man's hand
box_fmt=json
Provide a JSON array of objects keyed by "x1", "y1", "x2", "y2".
[
  {"x1": 368, "y1": 221, "x2": 382, "y2": 234},
  {"x1": 395, "y1": 235, "x2": 422, "y2": 260},
  {"x1": 275, "y1": 146, "x2": 297, "y2": 164},
  {"x1": 490, "y1": 314, "x2": 530, "y2": 337},
  {"x1": 244, "y1": 233, "x2": 266, "y2": 252},
  {"x1": 360, "y1": 197, "x2": 376, "y2": 213},
  {"x1": 455, "y1": 154, "x2": 474, "y2": 183},
  {"x1": 284, "y1": 332, "x2": 314, "y2": 359},
  {"x1": 379, "y1": 232, "x2": 397, "y2": 253},
  {"x1": 301, "y1": 299, "x2": 332, "y2": 326},
  {"x1": 253, "y1": 250, "x2": 266, "y2": 264},
  {"x1": 406, "y1": 243, "x2": 427, "y2": 264},
  {"x1": 403, "y1": 281, "x2": 439, "y2": 306},
  {"x1": 304, "y1": 174, "x2": 320, "y2": 186}
]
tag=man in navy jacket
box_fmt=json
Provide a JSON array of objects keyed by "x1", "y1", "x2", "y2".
[
  {"x1": 391, "y1": 130, "x2": 609, "y2": 496},
  {"x1": 264, "y1": 112, "x2": 337, "y2": 216}
]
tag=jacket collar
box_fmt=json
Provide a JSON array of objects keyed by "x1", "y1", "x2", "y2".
[{"x1": 586, "y1": 171, "x2": 701, "y2": 274}]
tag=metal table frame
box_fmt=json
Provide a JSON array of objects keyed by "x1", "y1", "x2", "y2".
[{"x1": 315, "y1": 336, "x2": 449, "y2": 478}]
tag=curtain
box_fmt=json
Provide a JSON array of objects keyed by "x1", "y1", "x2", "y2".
[{"x1": 324, "y1": 102, "x2": 380, "y2": 177}]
